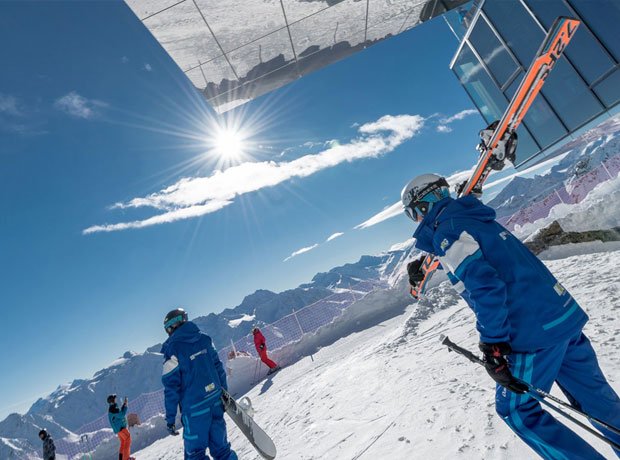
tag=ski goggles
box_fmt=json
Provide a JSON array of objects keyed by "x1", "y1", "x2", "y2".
[
  {"x1": 403, "y1": 178, "x2": 450, "y2": 222},
  {"x1": 404, "y1": 204, "x2": 425, "y2": 222}
]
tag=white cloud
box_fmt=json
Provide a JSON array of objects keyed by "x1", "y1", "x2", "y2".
[
  {"x1": 439, "y1": 109, "x2": 478, "y2": 124},
  {"x1": 54, "y1": 92, "x2": 106, "y2": 119},
  {"x1": 0, "y1": 93, "x2": 47, "y2": 136},
  {"x1": 84, "y1": 114, "x2": 425, "y2": 234},
  {"x1": 0, "y1": 93, "x2": 21, "y2": 116},
  {"x1": 436, "y1": 109, "x2": 478, "y2": 133},
  {"x1": 121, "y1": 56, "x2": 130, "y2": 63},
  {"x1": 83, "y1": 201, "x2": 232, "y2": 234},
  {"x1": 355, "y1": 202, "x2": 403, "y2": 229},
  {"x1": 283, "y1": 243, "x2": 319, "y2": 262},
  {"x1": 326, "y1": 232, "x2": 344, "y2": 242},
  {"x1": 144, "y1": 63, "x2": 153, "y2": 72}
]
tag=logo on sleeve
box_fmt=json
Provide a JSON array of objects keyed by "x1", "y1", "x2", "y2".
[
  {"x1": 553, "y1": 282, "x2": 566, "y2": 296},
  {"x1": 440, "y1": 238, "x2": 449, "y2": 251}
]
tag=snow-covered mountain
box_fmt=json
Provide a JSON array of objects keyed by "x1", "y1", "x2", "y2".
[
  {"x1": 193, "y1": 245, "x2": 411, "y2": 350},
  {"x1": 487, "y1": 116, "x2": 620, "y2": 219}
]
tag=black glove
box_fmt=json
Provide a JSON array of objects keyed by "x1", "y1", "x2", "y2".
[
  {"x1": 479, "y1": 342, "x2": 528, "y2": 394},
  {"x1": 407, "y1": 256, "x2": 425, "y2": 286},
  {"x1": 167, "y1": 423, "x2": 179, "y2": 436}
]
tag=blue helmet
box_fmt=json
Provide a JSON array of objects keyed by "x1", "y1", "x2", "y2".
[
  {"x1": 164, "y1": 308, "x2": 188, "y2": 335},
  {"x1": 401, "y1": 174, "x2": 450, "y2": 221}
]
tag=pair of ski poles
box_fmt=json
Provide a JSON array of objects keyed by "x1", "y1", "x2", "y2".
[{"x1": 440, "y1": 335, "x2": 620, "y2": 451}]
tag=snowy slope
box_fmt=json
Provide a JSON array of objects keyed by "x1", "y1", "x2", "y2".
[{"x1": 136, "y1": 248, "x2": 620, "y2": 460}]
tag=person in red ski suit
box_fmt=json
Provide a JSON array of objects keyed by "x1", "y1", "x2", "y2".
[{"x1": 252, "y1": 327, "x2": 279, "y2": 373}]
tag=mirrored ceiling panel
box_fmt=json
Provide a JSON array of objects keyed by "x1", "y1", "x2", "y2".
[
  {"x1": 367, "y1": 0, "x2": 422, "y2": 30},
  {"x1": 141, "y1": 1, "x2": 222, "y2": 71},
  {"x1": 200, "y1": 55, "x2": 238, "y2": 88},
  {"x1": 127, "y1": 0, "x2": 184, "y2": 20},
  {"x1": 289, "y1": 0, "x2": 366, "y2": 59},
  {"x1": 125, "y1": 0, "x2": 472, "y2": 112},
  {"x1": 365, "y1": 10, "x2": 412, "y2": 42},
  {"x1": 227, "y1": 28, "x2": 295, "y2": 78},
  {"x1": 194, "y1": 0, "x2": 288, "y2": 53},
  {"x1": 281, "y1": 0, "x2": 341, "y2": 26}
]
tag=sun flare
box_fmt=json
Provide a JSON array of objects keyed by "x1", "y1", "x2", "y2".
[{"x1": 214, "y1": 128, "x2": 245, "y2": 159}]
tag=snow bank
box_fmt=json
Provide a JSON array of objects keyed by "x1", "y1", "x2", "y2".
[{"x1": 514, "y1": 172, "x2": 620, "y2": 239}]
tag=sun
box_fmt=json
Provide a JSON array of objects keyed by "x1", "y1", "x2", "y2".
[{"x1": 214, "y1": 128, "x2": 244, "y2": 159}]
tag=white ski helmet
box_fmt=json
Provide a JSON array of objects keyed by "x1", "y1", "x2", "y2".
[{"x1": 401, "y1": 173, "x2": 450, "y2": 221}]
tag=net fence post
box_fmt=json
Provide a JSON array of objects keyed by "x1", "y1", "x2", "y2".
[{"x1": 292, "y1": 308, "x2": 304, "y2": 335}]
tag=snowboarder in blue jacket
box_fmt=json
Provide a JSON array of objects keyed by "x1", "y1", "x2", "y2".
[
  {"x1": 161, "y1": 308, "x2": 238, "y2": 460},
  {"x1": 402, "y1": 173, "x2": 620, "y2": 460}
]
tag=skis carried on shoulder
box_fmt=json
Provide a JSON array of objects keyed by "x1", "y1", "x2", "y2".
[
  {"x1": 409, "y1": 16, "x2": 580, "y2": 299},
  {"x1": 222, "y1": 390, "x2": 277, "y2": 459}
]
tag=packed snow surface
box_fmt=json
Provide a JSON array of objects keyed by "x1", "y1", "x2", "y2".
[{"x1": 136, "y1": 249, "x2": 620, "y2": 459}]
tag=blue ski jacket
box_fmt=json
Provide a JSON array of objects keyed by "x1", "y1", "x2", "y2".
[
  {"x1": 108, "y1": 402, "x2": 128, "y2": 434},
  {"x1": 413, "y1": 195, "x2": 588, "y2": 351},
  {"x1": 161, "y1": 321, "x2": 228, "y2": 426}
]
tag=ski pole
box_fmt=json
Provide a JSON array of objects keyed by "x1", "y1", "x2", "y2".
[
  {"x1": 529, "y1": 385, "x2": 620, "y2": 437},
  {"x1": 526, "y1": 391, "x2": 620, "y2": 451},
  {"x1": 440, "y1": 335, "x2": 620, "y2": 450},
  {"x1": 441, "y1": 335, "x2": 620, "y2": 435}
]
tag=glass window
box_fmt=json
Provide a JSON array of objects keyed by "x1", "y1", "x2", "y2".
[
  {"x1": 526, "y1": 0, "x2": 615, "y2": 85},
  {"x1": 505, "y1": 71, "x2": 567, "y2": 149},
  {"x1": 485, "y1": 0, "x2": 604, "y2": 130},
  {"x1": 443, "y1": 2, "x2": 476, "y2": 42},
  {"x1": 452, "y1": 43, "x2": 540, "y2": 165},
  {"x1": 483, "y1": 0, "x2": 544, "y2": 68},
  {"x1": 539, "y1": 59, "x2": 603, "y2": 130},
  {"x1": 468, "y1": 15, "x2": 519, "y2": 87},
  {"x1": 568, "y1": 0, "x2": 620, "y2": 63},
  {"x1": 593, "y1": 67, "x2": 620, "y2": 107},
  {"x1": 513, "y1": 125, "x2": 541, "y2": 166},
  {"x1": 452, "y1": 43, "x2": 507, "y2": 123}
]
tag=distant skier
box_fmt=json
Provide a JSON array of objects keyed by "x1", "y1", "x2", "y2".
[
  {"x1": 401, "y1": 173, "x2": 620, "y2": 459},
  {"x1": 107, "y1": 394, "x2": 135, "y2": 460},
  {"x1": 252, "y1": 327, "x2": 280, "y2": 374},
  {"x1": 38, "y1": 429, "x2": 55, "y2": 460},
  {"x1": 161, "y1": 308, "x2": 237, "y2": 460}
]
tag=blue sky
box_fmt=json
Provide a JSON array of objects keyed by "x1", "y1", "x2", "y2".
[{"x1": 0, "y1": 2, "x2": 486, "y2": 418}]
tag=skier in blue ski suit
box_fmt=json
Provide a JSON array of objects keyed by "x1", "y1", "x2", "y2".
[
  {"x1": 161, "y1": 308, "x2": 237, "y2": 460},
  {"x1": 402, "y1": 174, "x2": 620, "y2": 460}
]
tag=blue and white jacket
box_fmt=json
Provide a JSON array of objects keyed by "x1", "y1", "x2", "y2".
[
  {"x1": 161, "y1": 321, "x2": 228, "y2": 425},
  {"x1": 413, "y1": 195, "x2": 588, "y2": 351}
]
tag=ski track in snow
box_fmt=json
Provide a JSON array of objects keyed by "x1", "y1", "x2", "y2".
[{"x1": 137, "y1": 248, "x2": 620, "y2": 460}]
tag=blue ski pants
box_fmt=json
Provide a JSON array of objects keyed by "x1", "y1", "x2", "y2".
[
  {"x1": 182, "y1": 402, "x2": 238, "y2": 460},
  {"x1": 496, "y1": 331, "x2": 620, "y2": 459}
]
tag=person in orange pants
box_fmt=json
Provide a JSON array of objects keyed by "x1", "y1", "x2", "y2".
[
  {"x1": 107, "y1": 394, "x2": 135, "y2": 460},
  {"x1": 252, "y1": 327, "x2": 280, "y2": 374}
]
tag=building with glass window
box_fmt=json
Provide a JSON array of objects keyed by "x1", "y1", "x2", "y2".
[{"x1": 446, "y1": 0, "x2": 620, "y2": 168}]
